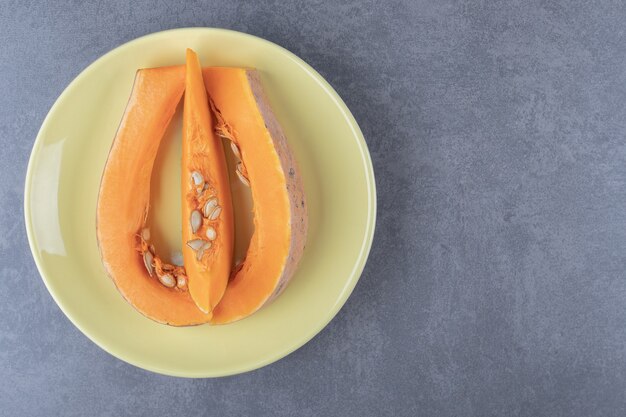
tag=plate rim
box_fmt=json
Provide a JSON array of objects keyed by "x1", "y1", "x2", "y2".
[{"x1": 23, "y1": 27, "x2": 377, "y2": 377}]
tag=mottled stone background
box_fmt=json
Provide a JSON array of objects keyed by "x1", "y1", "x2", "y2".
[{"x1": 2, "y1": 1, "x2": 626, "y2": 416}]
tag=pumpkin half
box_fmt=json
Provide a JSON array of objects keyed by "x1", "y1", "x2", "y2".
[
  {"x1": 97, "y1": 62, "x2": 307, "y2": 326},
  {"x1": 202, "y1": 68, "x2": 308, "y2": 324},
  {"x1": 182, "y1": 50, "x2": 234, "y2": 314},
  {"x1": 96, "y1": 66, "x2": 212, "y2": 326}
]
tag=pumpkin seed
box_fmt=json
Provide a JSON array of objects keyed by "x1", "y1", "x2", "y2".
[
  {"x1": 190, "y1": 210, "x2": 202, "y2": 233},
  {"x1": 141, "y1": 227, "x2": 150, "y2": 241},
  {"x1": 196, "y1": 241, "x2": 212, "y2": 261},
  {"x1": 158, "y1": 273, "x2": 176, "y2": 288},
  {"x1": 209, "y1": 206, "x2": 222, "y2": 221},
  {"x1": 186, "y1": 239, "x2": 205, "y2": 251},
  {"x1": 205, "y1": 226, "x2": 216, "y2": 241},
  {"x1": 176, "y1": 275, "x2": 187, "y2": 288},
  {"x1": 149, "y1": 244, "x2": 156, "y2": 254},
  {"x1": 191, "y1": 171, "x2": 204, "y2": 186},
  {"x1": 230, "y1": 141, "x2": 241, "y2": 158},
  {"x1": 236, "y1": 168, "x2": 250, "y2": 187},
  {"x1": 203, "y1": 198, "x2": 218, "y2": 217},
  {"x1": 143, "y1": 251, "x2": 154, "y2": 276}
]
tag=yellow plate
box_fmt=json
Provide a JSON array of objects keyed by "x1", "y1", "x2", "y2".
[{"x1": 24, "y1": 28, "x2": 376, "y2": 377}]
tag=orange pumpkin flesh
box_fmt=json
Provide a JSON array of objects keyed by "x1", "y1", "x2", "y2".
[
  {"x1": 97, "y1": 63, "x2": 307, "y2": 326},
  {"x1": 96, "y1": 66, "x2": 211, "y2": 326},
  {"x1": 202, "y1": 68, "x2": 308, "y2": 324},
  {"x1": 182, "y1": 50, "x2": 234, "y2": 314}
]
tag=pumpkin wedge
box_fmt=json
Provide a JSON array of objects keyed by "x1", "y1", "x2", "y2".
[
  {"x1": 202, "y1": 68, "x2": 308, "y2": 324},
  {"x1": 96, "y1": 66, "x2": 211, "y2": 326},
  {"x1": 182, "y1": 50, "x2": 234, "y2": 314}
]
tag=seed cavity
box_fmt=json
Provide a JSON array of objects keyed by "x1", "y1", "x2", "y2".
[
  {"x1": 205, "y1": 226, "x2": 216, "y2": 241},
  {"x1": 158, "y1": 273, "x2": 176, "y2": 288},
  {"x1": 203, "y1": 198, "x2": 218, "y2": 218},
  {"x1": 186, "y1": 239, "x2": 205, "y2": 251},
  {"x1": 190, "y1": 210, "x2": 202, "y2": 233},
  {"x1": 209, "y1": 206, "x2": 222, "y2": 221},
  {"x1": 143, "y1": 251, "x2": 154, "y2": 276}
]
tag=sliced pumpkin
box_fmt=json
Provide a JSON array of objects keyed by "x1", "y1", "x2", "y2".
[
  {"x1": 182, "y1": 50, "x2": 234, "y2": 314},
  {"x1": 202, "y1": 68, "x2": 308, "y2": 324},
  {"x1": 97, "y1": 63, "x2": 306, "y2": 326},
  {"x1": 96, "y1": 66, "x2": 211, "y2": 326}
]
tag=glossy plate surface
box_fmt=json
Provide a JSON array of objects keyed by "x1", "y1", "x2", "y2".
[{"x1": 24, "y1": 28, "x2": 376, "y2": 377}]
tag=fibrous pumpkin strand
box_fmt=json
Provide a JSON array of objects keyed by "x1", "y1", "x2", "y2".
[
  {"x1": 211, "y1": 100, "x2": 250, "y2": 188},
  {"x1": 161, "y1": 263, "x2": 175, "y2": 271},
  {"x1": 215, "y1": 128, "x2": 230, "y2": 139}
]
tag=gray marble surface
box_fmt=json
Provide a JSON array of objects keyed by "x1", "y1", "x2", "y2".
[{"x1": 2, "y1": 1, "x2": 626, "y2": 415}]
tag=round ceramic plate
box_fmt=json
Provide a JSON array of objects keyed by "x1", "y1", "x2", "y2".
[{"x1": 24, "y1": 28, "x2": 376, "y2": 377}]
